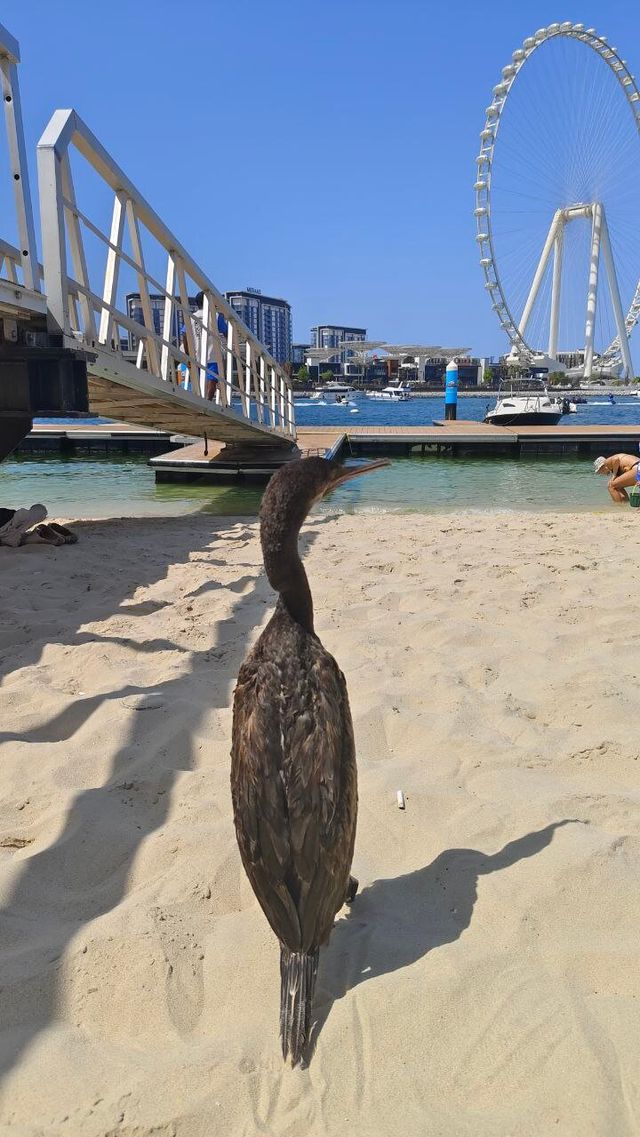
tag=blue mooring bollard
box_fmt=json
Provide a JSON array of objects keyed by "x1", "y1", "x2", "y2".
[{"x1": 445, "y1": 358, "x2": 458, "y2": 421}]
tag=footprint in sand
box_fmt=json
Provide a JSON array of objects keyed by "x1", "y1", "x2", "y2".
[
  {"x1": 570, "y1": 741, "x2": 616, "y2": 763},
  {"x1": 152, "y1": 907, "x2": 204, "y2": 1034},
  {"x1": 465, "y1": 664, "x2": 498, "y2": 690}
]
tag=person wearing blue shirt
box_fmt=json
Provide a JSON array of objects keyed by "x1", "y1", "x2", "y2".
[{"x1": 181, "y1": 291, "x2": 227, "y2": 400}]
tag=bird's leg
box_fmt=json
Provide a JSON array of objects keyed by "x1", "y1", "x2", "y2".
[{"x1": 346, "y1": 876, "x2": 359, "y2": 904}]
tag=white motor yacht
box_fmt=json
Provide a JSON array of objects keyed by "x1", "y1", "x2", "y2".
[
  {"x1": 484, "y1": 378, "x2": 565, "y2": 426},
  {"x1": 310, "y1": 381, "x2": 356, "y2": 405},
  {"x1": 368, "y1": 384, "x2": 412, "y2": 402}
]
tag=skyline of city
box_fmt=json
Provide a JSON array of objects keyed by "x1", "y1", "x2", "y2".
[{"x1": 121, "y1": 285, "x2": 501, "y2": 374}]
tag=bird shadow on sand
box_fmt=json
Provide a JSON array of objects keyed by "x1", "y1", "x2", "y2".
[{"x1": 308, "y1": 819, "x2": 580, "y2": 1060}]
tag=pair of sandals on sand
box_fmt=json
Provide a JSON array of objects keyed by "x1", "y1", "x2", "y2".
[{"x1": 0, "y1": 505, "x2": 78, "y2": 548}]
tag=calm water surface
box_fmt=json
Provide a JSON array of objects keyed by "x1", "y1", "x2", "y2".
[
  {"x1": 293, "y1": 392, "x2": 640, "y2": 430},
  {"x1": 1, "y1": 394, "x2": 637, "y2": 518},
  {"x1": 0, "y1": 454, "x2": 619, "y2": 519}
]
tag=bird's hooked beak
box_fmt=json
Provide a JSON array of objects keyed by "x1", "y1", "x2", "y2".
[{"x1": 327, "y1": 458, "x2": 390, "y2": 492}]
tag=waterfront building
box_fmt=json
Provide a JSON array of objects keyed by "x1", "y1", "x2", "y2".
[
  {"x1": 363, "y1": 358, "x2": 391, "y2": 384},
  {"x1": 291, "y1": 343, "x2": 311, "y2": 366},
  {"x1": 311, "y1": 325, "x2": 367, "y2": 365},
  {"x1": 557, "y1": 350, "x2": 585, "y2": 370},
  {"x1": 225, "y1": 288, "x2": 292, "y2": 364},
  {"x1": 125, "y1": 292, "x2": 198, "y2": 354},
  {"x1": 422, "y1": 357, "x2": 482, "y2": 386}
]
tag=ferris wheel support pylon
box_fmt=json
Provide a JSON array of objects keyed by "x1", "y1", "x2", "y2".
[
  {"x1": 583, "y1": 203, "x2": 603, "y2": 379},
  {"x1": 514, "y1": 202, "x2": 634, "y2": 379},
  {"x1": 600, "y1": 211, "x2": 635, "y2": 381},
  {"x1": 548, "y1": 226, "x2": 563, "y2": 360},
  {"x1": 517, "y1": 209, "x2": 562, "y2": 342}
]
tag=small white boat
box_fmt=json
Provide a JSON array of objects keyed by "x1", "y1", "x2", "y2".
[
  {"x1": 368, "y1": 384, "x2": 412, "y2": 402},
  {"x1": 484, "y1": 378, "x2": 565, "y2": 426},
  {"x1": 311, "y1": 382, "x2": 356, "y2": 405}
]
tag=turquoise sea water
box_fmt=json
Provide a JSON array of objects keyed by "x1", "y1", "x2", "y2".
[
  {"x1": 0, "y1": 452, "x2": 622, "y2": 519},
  {"x1": 1, "y1": 394, "x2": 638, "y2": 518}
]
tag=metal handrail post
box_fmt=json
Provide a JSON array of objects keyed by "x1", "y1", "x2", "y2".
[
  {"x1": 0, "y1": 24, "x2": 38, "y2": 291},
  {"x1": 36, "y1": 133, "x2": 70, "y2": 336}
]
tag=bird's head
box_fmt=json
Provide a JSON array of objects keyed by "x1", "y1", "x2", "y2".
[
  {"x1": 260, "y1": 455, "x2": 389, "y2": 536},
  {"x1": 308, "y1": 455, "x2": 390, "y2": 503},
  {"x1": 259, "y1": 456, "x2": 389, "y2": 627}
]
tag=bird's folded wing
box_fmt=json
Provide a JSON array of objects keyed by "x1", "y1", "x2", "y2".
[
  {"x1": 231, "y1": 659, "x2": 302, "y2": 946},
  {"x1": 282, "y1": 649, "x2": 357, "y2": 951},
  {"x1": 231, "y1": 647, "x2": 357, "y2": 952}
]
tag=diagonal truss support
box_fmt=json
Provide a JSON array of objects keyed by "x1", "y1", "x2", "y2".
[{"x1": 519, "y1": 202, "x2": 634, "y2": 379}]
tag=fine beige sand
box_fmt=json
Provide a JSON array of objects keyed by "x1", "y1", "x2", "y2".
[{"x1": 1, "y1": 508, "x2": 639, "y2": 1136}]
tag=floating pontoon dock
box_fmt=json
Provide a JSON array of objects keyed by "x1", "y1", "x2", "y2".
[
  {"x1": 15, "y1": 421, "x2": 640, "y2": 476},
  {"x1": 149, "y1": 421, "x2": 640, "y2": 480},
  {"x1": 19, "y1": 423, "x2": 177, "y2": 455}
]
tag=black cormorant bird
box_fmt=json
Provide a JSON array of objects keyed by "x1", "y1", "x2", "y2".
[{"x1": 231, "y1": 455, "x2": 388, "y2": 1066}]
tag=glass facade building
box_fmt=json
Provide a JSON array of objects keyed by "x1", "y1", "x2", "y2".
[
  {"x1": 224, "y1": 288, "x2": 292, "y2": 364},
  {"x1": 291, "y1": 343, "x2": 311, "y2": 365},
  {"x1": 311, "y1": 325, "x2": 367, "y2": 365}
]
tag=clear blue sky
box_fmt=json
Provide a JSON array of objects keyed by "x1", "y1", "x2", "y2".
[{"x1": 3, "y1": 0, "x2": 640, "y2": 356}]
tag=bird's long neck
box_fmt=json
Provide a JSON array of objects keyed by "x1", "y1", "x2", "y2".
[{"x1": 261, "y1": 512, "x2": 314, "y2": 635}]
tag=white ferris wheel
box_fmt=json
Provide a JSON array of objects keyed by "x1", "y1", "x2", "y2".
[{"x1": 475, "y1": 22, "x2": 640, "y2": 379}]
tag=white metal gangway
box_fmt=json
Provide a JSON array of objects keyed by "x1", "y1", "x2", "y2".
[{"x1": 1, "y1": 23, "x2": 296, "y2": 451}]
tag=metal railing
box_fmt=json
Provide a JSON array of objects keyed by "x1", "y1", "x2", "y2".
[
  {"x1": 36, "y1": 109, "x2": 296, "y2": 440},
  {"x1": 0, "y1": 236, "x2": 36, "y2": 286},
  {"x1": 0, "y1": 22, "x2": 42, "y2": 309}
]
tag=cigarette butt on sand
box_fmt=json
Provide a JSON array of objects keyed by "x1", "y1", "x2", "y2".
[{"x1": 396, "y1": 790, "x2": 406, "y2": 810}]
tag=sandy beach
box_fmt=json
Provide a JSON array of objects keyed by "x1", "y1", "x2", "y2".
[{"x1": 1, "y1": 507, "x2": 639, "y2": 1136}]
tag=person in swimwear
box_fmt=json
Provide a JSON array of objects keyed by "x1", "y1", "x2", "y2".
[{"x1": 594, "y1": 453, "x2": 640, "y2": 504}]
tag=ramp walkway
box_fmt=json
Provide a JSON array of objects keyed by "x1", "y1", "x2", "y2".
[
  {"x1": 0, "y1": 24, "x2": 296, "y2": 457},
  {"x1": 37, "y1": 110, "x2": 296, "y2": 448}
]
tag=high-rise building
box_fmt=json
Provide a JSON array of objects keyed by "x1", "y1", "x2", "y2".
[
  {"x1": 311, "y1": 325, "x2": 367, "y2": 365},
  {"x1": 225, "y1": 288, "x2": 292, "y2": 364},
  {"x1": 125, "y1": 293, "x2": 198, "y2": 354}
]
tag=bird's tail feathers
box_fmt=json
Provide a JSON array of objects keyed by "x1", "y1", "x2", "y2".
[{"x1": 279, "y1": 945, "x2": 319, "y2": 1066}]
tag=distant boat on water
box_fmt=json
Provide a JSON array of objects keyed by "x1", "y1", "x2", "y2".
[
  {"x1": 484, "y1": 378, "x2": 564, "y2": 426},
  {"x1": 310, "y1": 382, "x2": 356, "y2": 405},
  {"x1": 368, "y1": 384, "x2": 412, "y2": 402}
]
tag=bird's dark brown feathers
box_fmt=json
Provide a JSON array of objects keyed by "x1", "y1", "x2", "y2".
[
  {"x1": 231, "y1": 600, "x2": 357, "y2": 954},
  {"x1": 230, "y1": 456, "x2": 375, "y2": 1063}
]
